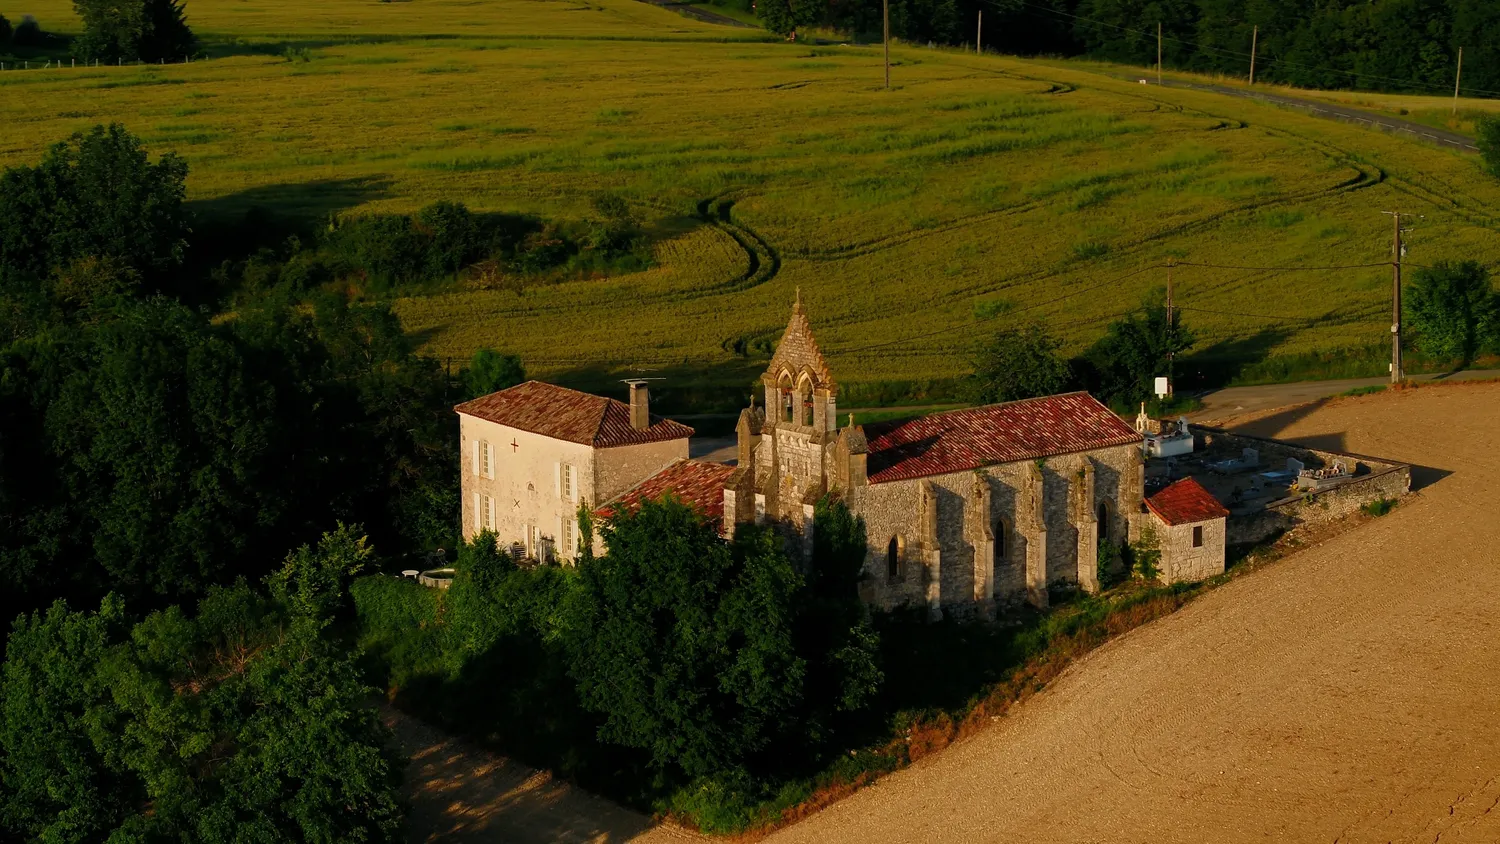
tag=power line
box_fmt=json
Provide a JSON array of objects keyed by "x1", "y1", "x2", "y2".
[{"x1": 1174, "y1": 260, "x2": 1390, "y2": 271}]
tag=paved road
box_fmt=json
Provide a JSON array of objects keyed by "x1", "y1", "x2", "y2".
[
  {"x1": 1192, "y1": 369, "x2": 1500, "y2": 420},
  {"x1": 1157, "y1": 77, "x2": 1479, "y2": 153},
  {"x1": 633, "y1": 0, "x2": 756, "y2": 28},
  {"x1": 764, "y1": 382, "x2": 1500, "y2": 843}
]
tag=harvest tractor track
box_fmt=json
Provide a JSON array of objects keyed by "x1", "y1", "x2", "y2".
[{"x1": 696, "y1": 195, "x2": 782, "y2": 292}]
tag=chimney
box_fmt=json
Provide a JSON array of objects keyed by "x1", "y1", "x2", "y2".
[{"x1": 628, "y1": 380, "x2": 650, "y2": 430}]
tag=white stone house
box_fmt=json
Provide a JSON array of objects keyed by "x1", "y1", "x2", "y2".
[
  {"x1": 1144, "y1": 477, "x2": 1230, "y2": 583},
  {"x1": 454, "y1": 380, "x2": 692, "y2": 562}
]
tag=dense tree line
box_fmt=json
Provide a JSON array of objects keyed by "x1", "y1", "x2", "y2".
[{"x1": 756, "y1": 0, "x2": 1500, "y2": 97}]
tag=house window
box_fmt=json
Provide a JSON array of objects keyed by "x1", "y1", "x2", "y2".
[
  {"x1": 479, "y1": 441, "x2": 492, "y2": 478},
  {"x1": 561, "y1": 463, "x2": 575, "y2": 502},
  {"x1": 886, "y1": 536, "x2": 901, "y2": 582},
  {"x1": 1192, "y1": 525, "x2": 1204, "y2": 548},
  {"x1": 562, "y1": 517, "x2": 575, "y2": 557},
  {"x1": 483, "y1": 495, "x2": 495, "y2": 531}
]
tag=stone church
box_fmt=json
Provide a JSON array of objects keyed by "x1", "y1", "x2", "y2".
[{"x1": 720, "y1": 298, "x2": 1148, "y2": 620}]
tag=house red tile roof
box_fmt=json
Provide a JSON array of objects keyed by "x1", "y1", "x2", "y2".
[
  {"x1": 865, "y1": 392, "x2": 1142, "y2": 484},
  {"x1": 595, "y1": 459, "x2": 736, "y2": 528},
  {"x1": 1147, "y1": 477, "x2": 1231, "y2": 526},
  {"x1": 455, "y1": 381, "x2": 694, "y2": 448}
]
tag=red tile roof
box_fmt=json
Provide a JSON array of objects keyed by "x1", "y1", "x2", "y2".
[
  {"x1": 865, "y1": 392, "x2": 1141, "y2": 484},
  {"x1": 1147, "y1": 477, "x2": 1231, "y2": 526},
  {"x1": 455, "y1": 381, "x2": 694, "y2": 448},
  {"x1": 595, "y1": 459, "x2": 736, "y2": 528}
]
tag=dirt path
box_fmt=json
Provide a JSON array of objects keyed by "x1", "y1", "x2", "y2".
[
  {"x1": 764, "y1": 383, "x2": 1500, "y2": 843},
  {"x1": 384, "y1": 706, "x2": 703, "y2": 843}
]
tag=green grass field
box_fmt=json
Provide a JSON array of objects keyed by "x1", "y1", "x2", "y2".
[{"x1": 5, "y1": 0, "x2": 1499, "y2": 404}]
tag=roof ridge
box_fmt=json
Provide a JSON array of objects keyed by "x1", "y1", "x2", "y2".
[{"x1": 586, "y1": 392, "x2": 614, "y2": 446}]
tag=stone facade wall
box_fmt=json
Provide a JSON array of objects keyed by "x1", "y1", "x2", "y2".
[
  {"x1": 460, "y1": 415, "x2": 686, "y2": 563},
  {"x1": 459, "y1": 416, "x2": 595, "y2": 562},
  {"x1": 848, "y1": 443, "x2": 1143, "y2": 618},
  {"x1": 1227, "y1": 466, "x2": 1411, "y2": 545},
  {"x1": 1154, "y1": 516, "x2": 1226, "y2": 583},
  {"x1": 594, "y1": 438, "x2": 689, "y2": 506}
]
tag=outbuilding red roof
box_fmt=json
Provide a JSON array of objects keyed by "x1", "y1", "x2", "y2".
[
  {"x1": 595, "y1": 459, "x2": 735, "y2": 529},
  {"x1": 1147, "y1": 477, "x2": 1231, "y2": 526},
  {"x1": 455, "y1": 381, "x2": 694, "y2": 448},
  {"x1": 864, "y1": 392, "x2": 1142, "y2": 484}
]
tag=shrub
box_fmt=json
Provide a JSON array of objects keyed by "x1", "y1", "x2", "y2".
[
  {"x1": 1128, "y1": 525, "x2": 1161, "y2": 582},
  {"x1": 1479, "y1": 115, "x2": 1500, "y2": 180},
  {"x1": 1407, "y1": 260, "x2": 1500, "y2": 366},
  {"x1": 1360, "y1": 497, "x2": 1396, "y2": 517}
]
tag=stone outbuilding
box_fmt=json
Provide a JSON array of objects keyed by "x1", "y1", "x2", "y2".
[{"x1": 1145, "y1": 477, "x2": 1230, "y2": 584}]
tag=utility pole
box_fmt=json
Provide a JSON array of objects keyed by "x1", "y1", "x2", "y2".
[
  {"x1": 1165, "y1": 259, "x2": 1175, "y2": 397},
  {"x1": 1386, "y1": 213, "x2": 1404, "y2": 383},
  {"x1": 1157, "y1": 22, "x2": 1163, "y2": 85},
  {"x1": 1249, "y1": 25, "x2": 1258, "y2": 85},
  {"x1": 1454, "y1": 47, "x2": 1464, "y2": 115},
  {"x1": 883, "y1": 0, "x2": 890, "y2": 90},
  {"x1": 977, "y1": 9, "x2": 982, "y2": 54}
]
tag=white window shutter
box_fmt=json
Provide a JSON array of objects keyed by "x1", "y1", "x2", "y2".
[
  {"x1": 473, "y1": 493, "x2": 480, "y2": 533},
  {"x1": 472, "y1": 441, "x2": 480, "y2": 476},
  {"x1": 557, "y1": 515, "x2": 564, "y2": 556},
  {"x1": 487, "y1": 496, "x2": 496, "y2": 531},
  {"x1": 555, "y1": 462, "x2": 562, "y2": 497}
]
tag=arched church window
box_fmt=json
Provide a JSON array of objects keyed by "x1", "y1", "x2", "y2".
[
  {"x1": 797, "y1": 375, "x2": 814, "y2": 426},
  {"x1": 779, "y1": 371, "x2": 795, "y2": 423},
  {"x1": 886, "y1": 536, "x2": 901, "y2": 582},
  {"x1": 1097, "y1": 500, "x2": 1112, "y2": 541}
]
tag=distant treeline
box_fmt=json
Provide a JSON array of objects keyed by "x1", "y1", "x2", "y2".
[{"x1": 748, "y1": 0, "x2": 1500, "y2": 96}]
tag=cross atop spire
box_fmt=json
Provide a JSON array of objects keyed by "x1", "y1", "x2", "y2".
[{"x1": 794, "y1": 286, "x2": 802, "y2": 311}]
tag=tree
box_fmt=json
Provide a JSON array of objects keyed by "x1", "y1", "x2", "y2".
[
  {"x1": 0, "y1": 124, "x2": 189, "y2": 284},
  {"x1": 569, "y1": 498, "x2": 806, "y2": 780},
  {"x1": 1083, "y1": 291, "x2": 1195, "y2": 406},
  {"x1": 1478, "y1": 115, "x2": 1500, "y2": 180},
  {"x1": 1408, "y1": 260, "x2": 1500, "y2": 366},
  {"x1": 964, "y1": 323, "x2": 1072, "y2": 405},
  {"x1": 72, "y1": 0, "x2": 195, "y2": 62},
  {"x1": 802, "y1": 497, "x2": 881, "y2": 726},
  {"x1": 0, "y1": 528, "x2": 405, "y2": 843},
  {"x1": 0, "y1": 595, "x2": 137, "y2": 843},
  {"x1": 463, "y1": 348, "x2": 527, "y2": 398},
  {"x1": 0, "y1": 14, "x2": 12, "y2": 43},
  {"x1": 1, "y1": 288, "x2": 456, "y2": 620},
  {"x1": 415, "y1": 201, "x2": 481, "y2": 279},
  {"x1": 756, "y1": 0, "x2": 822, "y2": 37}
]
